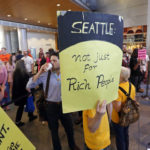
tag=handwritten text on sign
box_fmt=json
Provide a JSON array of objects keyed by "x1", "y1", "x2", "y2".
[
  {"x1": 60, "y1": 41, "x2": 122, "y2": 113},
  {"x1": 71, "y1": 22, "x2": 115, "y2": 35},
  {"x1": 58, "y1": 12, "x2": 123, "y2": 113},
  {"x1": 0, "y1": 107, "x2": 35, "y2": 150},
  {"x1": 0, "y1": 123, "x2": 23, "y2": 150},
  {"x1": 67, "y1": 52, "x2": 114, "y2": 91}
]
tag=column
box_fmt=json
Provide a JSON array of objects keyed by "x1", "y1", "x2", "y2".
[
  {"x1": 5, "y1": 31, "x2": 12, "y2": 53},
  {"x1": 10, "y1": 30, "x2": 19, "y2": 53},
  {"x1": 0, "y1": 25, "x2": 6, "y2": 49},
  {"x1": 17, "y1": 28, "x2": 28, "y2": 51}
]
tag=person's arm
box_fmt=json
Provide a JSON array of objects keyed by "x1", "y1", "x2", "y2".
[
  {"x1": 112, "y1": 89, "x2": 122, "y2": 112},
  {"x1": 133, "y1": 59, "x2": 141, "y2": 70},
  {"x1": 33, "y1": 63, "x2": 49, "y2": 82},
  {"x1": 0, "y1": 84, "x2": 5, "y2": 101},
  {"x1": 106, "y1": 103, "x2": 113, "y2": 121},
  {"x1": 145, "y1": 55, "x2": 149, "y2": 79},
  {"x1": 30, "y1": 57, "x2": 34, "y2": 74},
  {"x1": 31, "y1": 63, "x2": 34, "y2": 74},
  {"x1": 112, "y1": 101, "x2": 121, "y2": 112},
  {"x1": 6, "y1": 63, "x2": 10, "y2": 72},
  {"x1": 2, "y1": 65, "x2": 7, "y2": 85},
  {"x1": 26, "y1": 63, "x2": 49, "y2": 89},
  {"x1": 87, "y1": 100, "x2": 107, "y2": 133}
]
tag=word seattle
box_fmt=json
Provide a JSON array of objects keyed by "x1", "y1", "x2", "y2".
[
  {"x1": 71, "y1": 22, "x2": 115, "y2": 35},
  {"x1": 66, "y1": 74, "x2": 114, "y2": 91}
]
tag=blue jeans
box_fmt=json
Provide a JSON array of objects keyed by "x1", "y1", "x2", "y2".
[
  {"x1": 112, "y1": 121, "x2": 129, "y2": 150},
  {"x1": 0, "y1": 82, "x2": 10, "y2": 105},
  {"x1": 84, "y1": 144, "x2": 109, "y2": 150}
]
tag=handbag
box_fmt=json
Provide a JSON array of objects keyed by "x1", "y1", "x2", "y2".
[
  {"x1": 36, "y1": 70, "x2": 51, "y2": 121},
  {"x1": 119, "y1": 82, "x2": 140, "y2": 127},
  {"x1": 25, "y1": 96, "x2": 35, "y2": 112}
]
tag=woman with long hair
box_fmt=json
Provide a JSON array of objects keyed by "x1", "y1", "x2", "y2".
[
  {"x1": 36, "y1": 52, "x2": 46, "y2": 72},
  {"x1": 12, "y1": 60, "x2": 37, "y2": 127}
]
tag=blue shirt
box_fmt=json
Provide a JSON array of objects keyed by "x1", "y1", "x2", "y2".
[{"x1": 27, "y1": 72, "x2": 61, "y2": 102}]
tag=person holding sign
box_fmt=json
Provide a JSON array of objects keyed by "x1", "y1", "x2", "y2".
[
  {"x1": 83, "y1": 100, "x2": 110, "y2": 150},
  {"x1": 26, "y1": 51, "x2": 80, "y2": 150},
  {"x1": 130, "y1": 49, "x2": 143, "y2": 92}
]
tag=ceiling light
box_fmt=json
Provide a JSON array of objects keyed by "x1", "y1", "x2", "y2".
[
  {"x1": 24, "y1": 18, "x2": 28, "y2": 21},
  {"x1": 7, "y1": 14, "x2": 11, "y2": 17},
  {"x1": 68, "y1": 9, "x2": 71, "y2": 11},
  {"x1": 57, "y1": 4, "x2": 60, "y2": 7},
  {"x1": 37, "y1": 21, "x2": 40, "y2": 23}
]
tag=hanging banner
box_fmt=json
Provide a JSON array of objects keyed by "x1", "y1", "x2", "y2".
[
  {"x1": 0, "y1": 107, "x2": 36, "y2": 150},
  {"x1": 57, "y1": 11, "x2": 123, "y2": 113}
]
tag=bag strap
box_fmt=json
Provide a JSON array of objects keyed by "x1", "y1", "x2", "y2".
[
  {"x1": 45, "y1": 70, "x2": 51, "y2": 99},
  {"x1": 119, "y1": 82, "x2": 131, "y2": 98}
]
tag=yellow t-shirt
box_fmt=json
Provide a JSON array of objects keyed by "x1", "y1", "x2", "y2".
[
  {"x1": 111, "y1": 81, "x2": 136, "y2": 124},
  {"x1": 83, "y1": 109, "x2": 110, "y2": 150}
]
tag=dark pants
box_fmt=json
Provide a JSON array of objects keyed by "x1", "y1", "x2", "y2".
[
  {"x1": 79, "y1": 111, "x2": 82, "y2": 117},
  {"x1": 112, "y1": 121, "x2": 129, "y2": 150},
  {"x1": 15, "y1": 104, "x2": 33, "y2": 122},
  {"x1": 46, "y1": 102, "x2": 75, "y2": 150},
  {"x1": 130, "y1": 74, "x2": 142, "y2": 91},
  {"x1": 84, "y1": 144, "x2": 109, "y2": 150}
]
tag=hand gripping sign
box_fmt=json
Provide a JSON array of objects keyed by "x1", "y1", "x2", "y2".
[
  {"x1": 57, "y1": 11, "x2": 123, "y2": 113},
  {"x1": 0, "y1": 107, "x2": 36, "y2": 150}
]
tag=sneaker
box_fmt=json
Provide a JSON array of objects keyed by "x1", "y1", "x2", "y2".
[
  {"x1": 29, "y1": 115, "x2": 37, "y2": 122},
  {"x1": 42, "y1": 121, "x2": 47, "y2": 125},
  {"x1": 16, "y1": 122, "x2": 25, "y2": 127},
  {"x1": 138, "y1": 88, "x2": 144, "y2": 93}
]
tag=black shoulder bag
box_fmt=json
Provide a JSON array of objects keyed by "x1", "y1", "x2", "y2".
[
  {"x1": 36, "y1": 70, "x2": 51, "y2": 122},
  {"x1": 119, "y1": 82, "x2": 140, "y2": 127}
]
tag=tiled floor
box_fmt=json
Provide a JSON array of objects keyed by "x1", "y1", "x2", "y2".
[{"x1": 5, "y1": 83, "x2": 150, "y2": 150}]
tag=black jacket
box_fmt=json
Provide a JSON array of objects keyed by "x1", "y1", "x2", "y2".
[{"x1": 12, "y1": 72, "x2": 29, "y2": 106}]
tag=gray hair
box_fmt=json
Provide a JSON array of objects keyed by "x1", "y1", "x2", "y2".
[{"x1": 120, "y1": 66, "x2": 131, "y2": 82}]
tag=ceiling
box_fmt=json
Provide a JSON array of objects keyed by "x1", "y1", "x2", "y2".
[{"x1": 0, "y1": 0, "x2": 87, "y2": 29}]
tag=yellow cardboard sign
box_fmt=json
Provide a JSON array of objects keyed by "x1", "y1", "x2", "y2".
[
  {"x1": 60, "y1": 40, "x2": 122, "y2": 113},
  {"x1": 0, "y1": 107, "x2": 36, "y2": 150}
]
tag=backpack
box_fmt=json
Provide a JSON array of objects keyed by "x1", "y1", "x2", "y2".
[{"x1": 119, "y1": 82, "x2": 140, "y2": 127}]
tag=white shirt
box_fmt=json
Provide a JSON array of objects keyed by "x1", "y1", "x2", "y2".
[
  {"x1": 140, "y1": 55, "x2": 149, "y2": 72},
  {"x1": 22, "y1": 56, "x2": 33, "y2": 73}
]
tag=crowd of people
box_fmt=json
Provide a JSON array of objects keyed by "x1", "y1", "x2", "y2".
[
  {"x1": 0, "y1": 46, "x2": 148, "y2": 150},
  {"x1": 122, "y1": 45, "x2": 149, "y2": 93}
]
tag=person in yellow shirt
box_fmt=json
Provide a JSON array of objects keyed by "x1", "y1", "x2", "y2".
[
  {"x1": 111, "y1": 66, "x2": 136, "y2": 150},
  {"x1": 83, "y1": 100, "x2": 111, "y2": 150}
]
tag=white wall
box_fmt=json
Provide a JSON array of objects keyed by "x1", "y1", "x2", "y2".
[
  {"x1": 97, "y1": 0, "x2": 148, "y2": 27},
  {"x1": 27, "y1": 32, "x2": 56, "y2": 56}
]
